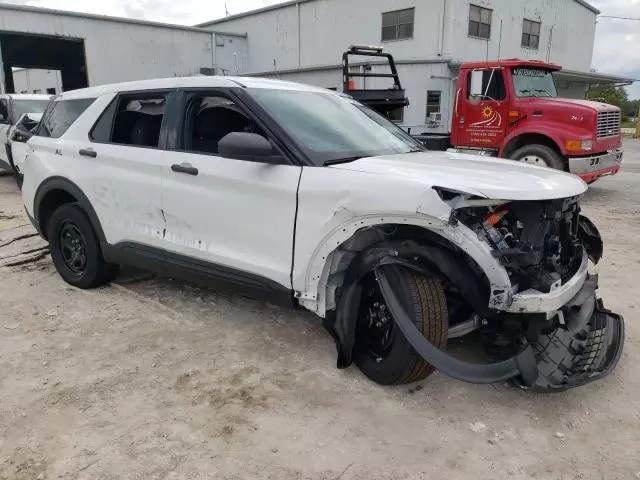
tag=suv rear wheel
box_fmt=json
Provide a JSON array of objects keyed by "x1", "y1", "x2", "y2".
[
  {"x1": 47, "y1": 203, "x2": 117, "y2": 288},
  {"x1": 353, "y1": 269, "x2": 448, "y2": 385}
]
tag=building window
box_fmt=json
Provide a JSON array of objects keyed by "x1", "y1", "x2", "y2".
[
  {"x1": 522, "y1": 19, "x2": 541, "y2": 49},
  {"x1": 382, "y1": 8, "x2": 415, "y2": 42},
  {"x1": 425, "y1": 91, "x2": 442, "y2": 124},
  {"x1": 469, "y1": 5, "x2": 492, "y2": 39}
]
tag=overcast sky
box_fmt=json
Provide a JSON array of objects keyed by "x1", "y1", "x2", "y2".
[{"x1": 3, "y1": 0, "x2": 640, "y2": 98}]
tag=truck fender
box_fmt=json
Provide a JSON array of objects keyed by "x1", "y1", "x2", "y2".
[{"x1": 499, "y1": 129, "x2": 565, "y2": 158}]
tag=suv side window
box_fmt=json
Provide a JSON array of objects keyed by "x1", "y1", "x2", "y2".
[
  {"x1": 179, "y1": 94, "x2": 266, "y2": 155},
  {"x1": 91, "y1": 93, "x2": 167, "y2": 148},
  {"x1": 468, "y1": 70, "x2": 506, "y2": 101},
  {"x1": 37, "y1": 98, "x2": 95, "y2": 138}
]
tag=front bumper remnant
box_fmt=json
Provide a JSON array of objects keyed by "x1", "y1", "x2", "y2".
[{"x1": 375, "y1": 265, "x2": 624, "y2": 391}]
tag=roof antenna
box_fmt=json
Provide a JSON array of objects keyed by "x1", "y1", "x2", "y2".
[{"x1": 225, "y1": 1, "x2": 230, "y2": 16}]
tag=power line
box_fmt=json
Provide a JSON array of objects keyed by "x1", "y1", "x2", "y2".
[{"x1": 599, "y1": 15, "x2": 640, "y2": 21}]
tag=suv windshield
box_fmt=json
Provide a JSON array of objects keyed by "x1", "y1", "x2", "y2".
[
  {"x1": 512, "y1": 68, "x2": 558, "y2": 98},
  {"x1": 11, "y1": 99, "x2": 50, "y2": 123},
  {"x1": 250, "y1": 88, "x2": 424, "y2": 166}
]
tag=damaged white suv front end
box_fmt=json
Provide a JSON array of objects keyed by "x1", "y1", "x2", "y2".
[{"x1": 306, "y1": 151, "x2": 624, "y2": 392}]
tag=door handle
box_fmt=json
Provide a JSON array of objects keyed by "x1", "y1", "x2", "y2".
[
  {"x1": 79, "y1": 148, "x2": 97, "y2": 158},
  {"x1": 171, "y1": 163, "x2": 199, "y2": 176}
]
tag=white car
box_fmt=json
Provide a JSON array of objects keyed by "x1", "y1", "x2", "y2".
[
  {"x1": 21, "y1": 77, "x2": 624, "y2": 392},
  {"x1": 0, "y1": 94, "x2": 51, "y2": 178}
]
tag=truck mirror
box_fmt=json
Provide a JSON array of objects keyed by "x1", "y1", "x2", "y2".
[{"x1": 470, "y1": 70, "x2": 484, "y2": 97}]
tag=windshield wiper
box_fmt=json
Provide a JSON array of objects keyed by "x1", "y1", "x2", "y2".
[
  {"x1": 323, "y1": 156, "x2": 364, "y2": 166},
  {"x1": 519, "y1": 89, "x2": 553, "y2": 97}
]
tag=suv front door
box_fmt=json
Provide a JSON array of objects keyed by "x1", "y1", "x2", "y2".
[{"x1": 161, "y1": 89, "x2": 301, "y2": 292}]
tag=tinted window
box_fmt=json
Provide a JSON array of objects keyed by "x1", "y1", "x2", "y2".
[
  {"x1": 180, "y1": 95, "x2": 264, "y2": 155},
  {"x1": 37, "y1": 98, "x2": 95, "y2": 138},
  {"x1": 105, "y1": 95, "x2": 167, "y2": 148},
  {"x1": 89, "y1": 98, "x2": 119, "y2": 143}
]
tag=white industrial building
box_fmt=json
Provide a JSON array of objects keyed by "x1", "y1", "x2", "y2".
[
  {"x1": 0, "y1": 0, "x2": 633, "y2": 133},
  {"x1": 0, "y1": 4, "x2": 242, "y2": 93},
  {"x1": 199, "y1": 0, "x2": 634, "y2": 132}
]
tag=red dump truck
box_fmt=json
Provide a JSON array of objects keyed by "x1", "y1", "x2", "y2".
[{"x1": 344, "y1": 47, "x2": 623, "y2": 183}]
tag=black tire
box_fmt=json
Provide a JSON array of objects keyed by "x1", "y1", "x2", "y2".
[
  {"x1": 510, "y1": 144, "x2": 565, "y2": 171},
  {"x1": 47, "y1": 203, "x2": 117, "y2": 289},
  {"x1": 353, "y1": 269, "x2": 449, "y2": 386}
]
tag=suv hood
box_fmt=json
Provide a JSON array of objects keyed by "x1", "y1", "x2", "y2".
[{"x1": 328, "y1": 151, "x2": 587, "y2": 200}]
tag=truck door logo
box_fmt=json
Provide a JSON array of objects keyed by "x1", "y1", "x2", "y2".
[
  {"x1": 467, "y1": 104, "x2": 503, "y2": 145},
  {"x1": 470, "y1": 105, "x2": 503, "y2": 128}
]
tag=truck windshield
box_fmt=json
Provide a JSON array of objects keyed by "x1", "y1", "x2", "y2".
[
  {"x1": 11, "y1": 99, "x2": 50, "y2": 123},
  {"x1": 250, "y1": 88, "x2": 424, "y2": 166},
  {"x1": 512, "y1": 68, "x2": 558, "y2": 98}
]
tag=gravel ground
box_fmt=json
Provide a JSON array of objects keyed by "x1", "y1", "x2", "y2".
[{"x1": 1, "y1": 144, "x2": 639, "y2": 480}]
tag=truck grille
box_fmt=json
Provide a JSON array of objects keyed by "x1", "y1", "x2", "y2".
[{"x1": 597, "y1": 111, "x2": 621, "y2": 138}]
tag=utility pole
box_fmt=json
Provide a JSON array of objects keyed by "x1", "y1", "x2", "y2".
[{"x1": 635, "y1": 104, "x2": 640, "y2": 139}]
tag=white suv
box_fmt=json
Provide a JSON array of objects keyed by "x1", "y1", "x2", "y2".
[{"x1": 21, "y1": 77, "x2": 624, "y2": 392}]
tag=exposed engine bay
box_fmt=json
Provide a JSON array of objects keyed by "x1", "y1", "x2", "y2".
[{"x1": 325, "y1": 194, "x2": 624, "y2": 392}]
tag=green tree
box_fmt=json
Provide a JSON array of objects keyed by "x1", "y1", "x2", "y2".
[{"x1": 586, "y1": 84, "x2": 629, "y2": 108}]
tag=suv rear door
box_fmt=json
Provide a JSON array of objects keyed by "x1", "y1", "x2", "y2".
[
  {"x1": 80, "y1": 91, "x2": 172, "y2": 249},
  {"x1": 160, "y1": 89, "x2": 301, "y2": 292}
]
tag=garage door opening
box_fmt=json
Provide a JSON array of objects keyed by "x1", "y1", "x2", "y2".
[{"x1": 0, "y1": 31, "x2": 88, "y2": 94}]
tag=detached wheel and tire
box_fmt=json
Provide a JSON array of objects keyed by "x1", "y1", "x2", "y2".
[
  {"x1": 353, "y1": 268, "x2": 449, "y2": 385},
  {"x1": 510, "y1": 144, "x2": 565, "y2": 171},
  {"x1": 47, "y1": 203, "x2": 117, "y2": 289}
]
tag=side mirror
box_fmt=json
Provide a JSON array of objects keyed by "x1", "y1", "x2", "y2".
[
  {"x1": 11, "y1": 128, "x2": 33, "y2": 143},
  {"x1": 470, "y1": 70, "x2": 484, "y2": 97},
  {"x1": 218, "y1": 132, "x2": 283, "y2": 164}
]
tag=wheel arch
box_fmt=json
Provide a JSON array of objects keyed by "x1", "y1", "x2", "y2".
[
  {"x1": 34, "y1": 176, "x2": 106, "y2": 243},
  {"x1": 501, "y1": 131, "x2": 564, "y2": 160},
  {"x1": 297, "y1": 218, "x2": 507, "y2": 368}
]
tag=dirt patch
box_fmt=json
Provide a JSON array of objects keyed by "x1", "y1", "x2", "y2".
[{"x1": 1, "y1": 143, "x2": 640, "y2": 479}]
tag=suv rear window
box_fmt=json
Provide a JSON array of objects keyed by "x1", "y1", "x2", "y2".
[{"x1": 37, "y1": 98, "x2": 95, "y2": 138}]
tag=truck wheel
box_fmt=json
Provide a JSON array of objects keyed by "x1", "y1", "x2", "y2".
[
  {"x1": 47, "y1": 203, "x2": 118, "y2": 289},
  {"x1": 510, "y1": 144, "x2": 565, "y2": 171},
  {"x1": 353, "y1": 268, "x2": 448, "y2": 385}
]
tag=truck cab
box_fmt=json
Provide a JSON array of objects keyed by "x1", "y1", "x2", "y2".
[{"x1": 450, "y1": 59, "x2": 623, "y2": 183}]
